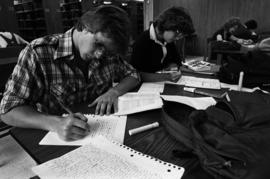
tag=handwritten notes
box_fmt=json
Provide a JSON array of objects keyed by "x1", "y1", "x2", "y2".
[
  {"x1": 175, "y1": 75, "x2": 221, "y2": 89},
  {"x1": 39, "y1": 115, "x2": 127, "y2": 145},
  {"x1": 33, "y1": 136, "x2": 185, "y2": 179}
]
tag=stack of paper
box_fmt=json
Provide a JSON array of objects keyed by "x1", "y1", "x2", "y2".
[{"x1": 183, "y1": 59, "x2": 212, "y2": 72}]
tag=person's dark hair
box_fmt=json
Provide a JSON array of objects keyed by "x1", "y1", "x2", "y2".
[
  {"x1": 223, "y1": 17, "x2": 241, "y2": 31},
  {"x1": 153, "y1": 6, "x2": 195, "y2": 35},
  {"x1": 244, "y1": 19, "x2": 258, "y2": 30},
  {"x1": 75, "y1": 5, "x2": 131, "y2": 56}
]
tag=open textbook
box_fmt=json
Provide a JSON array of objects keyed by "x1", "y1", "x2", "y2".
[
  {"x1": 33, "y1": 136, "x2": 185, "y2": 179},
  {"x1": 39, "y1": 115, "x2": 126, "y2": 146},
  {"x1": 114, "y1": 93, "x2": 163, "y2": 115}
]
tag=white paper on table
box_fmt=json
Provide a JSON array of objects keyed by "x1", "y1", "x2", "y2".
[
  {"x1": 39, "y1": 115, "x2": 127, "y2": 146},
  {"x1": 161, "y1": 95, "x2": 216, "y2": 110},
  {"x1": 33, "y1": 136, "x2": 185, "y2": 179},
  {"x1": 114, "y1": 93, "x2": 163, "y2": 115},
  {"x1": 173, "y1": 75, "x2": 221, "y2": 89},
  {"x1": 220, "y1": 82, "x2": 269, "y2": 93},
  {"x1": 138, "y1": 82, "x2": 165, "y2": 94}
]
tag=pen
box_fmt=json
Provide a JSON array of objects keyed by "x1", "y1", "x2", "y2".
[
  {"x1": 129, "y1": 122, "x2": 159, "y2": 136},
  {"x1": 157, "y1": 70, "x2": 179, "y2": 74},
  {"x1": 238, "y1": 71, "x2": 244, "y2": 91},
  {"x1": 51, "y1": 93, "x2": 73, "y2": 115},
  {"x1": 183, "y1": 87, "x2": 225, "y2": 98}
]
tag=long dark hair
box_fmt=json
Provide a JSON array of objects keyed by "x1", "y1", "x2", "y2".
[{"x1": 153, "y1": 6, "x2": 195, "y2": 35}]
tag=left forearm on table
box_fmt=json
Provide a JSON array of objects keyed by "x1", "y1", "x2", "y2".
[{"x1": 110, "y1": 76, "x2": 140, "y2": 96}]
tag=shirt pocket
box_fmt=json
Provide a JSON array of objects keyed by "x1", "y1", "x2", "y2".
[{"x1": 49, "y1": 82, "x2": 78, "y2": 106}]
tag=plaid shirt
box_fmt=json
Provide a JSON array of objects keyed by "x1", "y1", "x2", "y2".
[{"x1": 0, "y1": 29, "x2": 140, "y2": 114}]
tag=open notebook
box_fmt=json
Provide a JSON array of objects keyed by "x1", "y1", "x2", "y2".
[{"x1": 33, "y1": 136, "x2": 185, "y2": 179}]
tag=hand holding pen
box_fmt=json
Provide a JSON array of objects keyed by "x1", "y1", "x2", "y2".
[{"x1": 51, "y1": 93, "x2": 90, "y2": 141}]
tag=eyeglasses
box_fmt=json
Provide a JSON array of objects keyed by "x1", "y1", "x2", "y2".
[{"x1": 91, "y1": 32, "x2": 117, "y2": 59}]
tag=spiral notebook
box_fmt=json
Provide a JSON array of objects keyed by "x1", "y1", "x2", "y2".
[{"x1": 33, "y1": 136, "x2": 185, "y2": 179}]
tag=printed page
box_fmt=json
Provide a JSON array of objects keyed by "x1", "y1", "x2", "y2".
[
  {"x1": 39, "y1": 115, "x2": 126, "y2": 145},
  {"x1": 175, "y1": 75, "x2": 221, "y2": 89},
  {"x1": 33, "y1": 136, "x2": 184, "y2": 179},
  {"x1": 114, "y1": 93, "x2": 163, "y2": 115},
  {"x1": 138, "y1": 82, "x2": 165, "y2": 93},
  {"x1": 161, "y1": 95, "x2": 216, "y2": 110}
]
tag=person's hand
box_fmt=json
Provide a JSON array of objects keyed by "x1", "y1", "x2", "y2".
[
  {"x1": 53, "y1": 113, "x2": 90, "y2": 141},
  {"x1": 243, "y1": 39, "x2": 253, "y2": 45},
  {"x1": 88, "y1": 89, "x2": 119, "y2": 115},
  {"x1": 165, "y1": 71, "x2": 181, "y2": 82},
  {"x1": 237, "y1": 39, "x2": 244, "y2": 44},
  {"x1": 164, "y1": 63, "x2": 179, "y2": 71}
]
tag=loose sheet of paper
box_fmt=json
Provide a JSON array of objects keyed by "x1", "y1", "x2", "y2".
[
  {"x1": 174, "y1": 75, "x2": 221, "y2": 89},
  {"x1": 114, "y1": 93, "x2": 163, "y2": 115},
  {"x1": 39, "y1": 115, "x2": 127, "y2": 145},
  {"x1": 161, "y1": 95, "x2": 216, "y2": 110},
  {"x1": 33, "y1": 136, "x2": 185, "y2": 179},
  {"x1": 138, "y1": 82, "x2": 165, "y2": 93}
]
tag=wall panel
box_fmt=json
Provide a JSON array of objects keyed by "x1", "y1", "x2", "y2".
[{"x1": 147, "y1": 0, "x2": 270, "y2": 55}]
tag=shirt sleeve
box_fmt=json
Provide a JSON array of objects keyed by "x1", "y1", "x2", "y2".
[
  {"x1": 0, "y1": 45, "x2": 44, "y2": 114},
  {"x1": 164, "y1": 42, "x2": 181, "y2": 66},
  {"x1": 113, "y1": 56, "x2": 141, "y2": 83},
  {"x1": 130, "y1": 34, "x2": 150, "y2": 72}
]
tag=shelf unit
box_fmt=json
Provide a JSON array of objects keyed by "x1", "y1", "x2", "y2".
[
  {"x1": 59, "y1": 0, "x2": 82, "y2": 32},
  {"x1": 13, "y1": 0, "x2": 47, "y2": 41}
]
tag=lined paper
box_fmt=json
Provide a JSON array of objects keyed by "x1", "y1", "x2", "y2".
[
  {"x1": 33, "y1": 136, "x2": 185, "y2": 179},
  {"x1": 39, "y1": 115, "x2": 127, "y2": 145}
]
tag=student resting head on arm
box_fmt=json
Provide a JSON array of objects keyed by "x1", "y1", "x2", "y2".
[
  {"x1": 0, "y1": 30, "x2": 29, "y2": 48},
  {"x1": 0, "y1": 5, "x2": 140, "y2": 141},
  {"x1": 130, "y1": 6, "x2": 194, "y2": 82}
]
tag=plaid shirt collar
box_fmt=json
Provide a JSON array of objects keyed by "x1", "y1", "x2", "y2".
[{"x1": 53, "y1": 28, "x2": 74, "y2": 60}]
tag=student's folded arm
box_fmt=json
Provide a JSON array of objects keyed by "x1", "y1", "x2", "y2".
[{"x1": 140, "y1": 72, "x2": 170, "y2": 82}]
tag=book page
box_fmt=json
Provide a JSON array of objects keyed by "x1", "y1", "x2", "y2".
[
  {"x1": 161, "y1": 95, "x2": 216, "y2": 110},
  {"x1": 175, "y1": 75, "x2": 221, "y2": 89},
  {"x1": 138, "y1": 82, "x2": 165, "y2": 93},
  {"x1": 33, "y1": 136, "x2": 184, "y2": 179},
  {"x1": 39, "y1": 115, "x2": 126, "y2": 145},
  {"x1": 114, "y1": 93, "x2": 163, "y2": 115}
]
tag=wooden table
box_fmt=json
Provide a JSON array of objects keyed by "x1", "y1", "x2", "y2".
[{"x1": 9, "y1": 84, "x2": 215, "y2": 179}]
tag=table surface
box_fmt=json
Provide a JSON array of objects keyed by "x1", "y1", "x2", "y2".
[{"x1": 10, "y1": 83, "x2": 216, "y2": 179}]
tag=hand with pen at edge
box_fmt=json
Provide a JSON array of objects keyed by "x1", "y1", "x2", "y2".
[
  {"x1": 51, "y1": 92, "x2": 90, "y2": 141},
  {"x1": 164, "y1": 69, "x2": 182, "y2": 83},
  {"x1": 157, "y1": 65, "x2": 182, "y2": 82}
]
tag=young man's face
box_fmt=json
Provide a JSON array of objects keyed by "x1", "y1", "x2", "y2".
[
  {"x1": 78, "y1": 30, "x2": 114, "y2": 61},
  {"x1": 163, "y1": 30, "x2": 183, "y2": 43}
]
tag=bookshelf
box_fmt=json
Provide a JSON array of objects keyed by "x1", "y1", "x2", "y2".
[
  {"x1": 13, "y1": 0, "x2": 47, "y2": 41},
  {"x1": 59, "y1": 0, "x2": 82, "y2": 32}
]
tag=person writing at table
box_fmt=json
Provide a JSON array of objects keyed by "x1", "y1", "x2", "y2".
[
  {"x1": 130, "y1": 6, "x2": 195, "y2": 82},
  {"x1": 0, "y1": 5, "x2": 140, "y2": 141}
]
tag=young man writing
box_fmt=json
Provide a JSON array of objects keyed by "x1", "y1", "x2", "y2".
[{"x1": 0, "y1": 5, "x2": 140, "y2": 141}]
